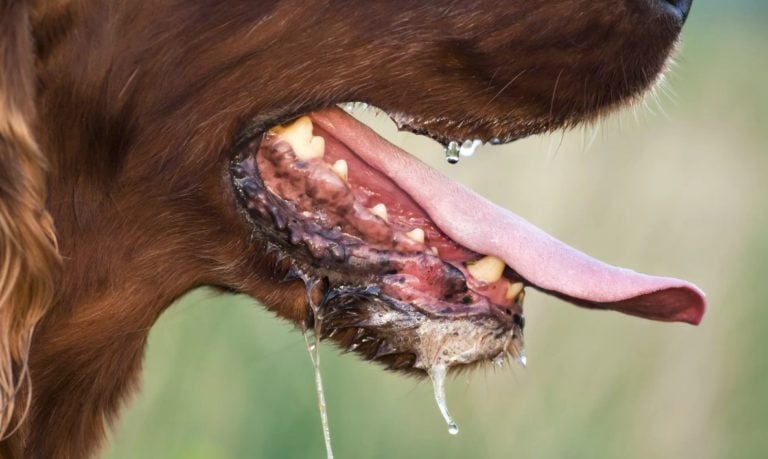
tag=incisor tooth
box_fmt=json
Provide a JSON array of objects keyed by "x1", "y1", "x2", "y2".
[
  {"x1": 331, "y1": 159, "x2": 348, "y2": 182},
  {"x1": 405, "y1": 228, "x2": 425, "y2": 244},
  {"x1": 505, "y1": 281, "x2": 524, "y2": 301},
  {"x1": 370, "y1": 203, "x2": 388, "y2": 222},
  {"x1": 467, "y1": 255, "x2": 505, "y2": 284}
]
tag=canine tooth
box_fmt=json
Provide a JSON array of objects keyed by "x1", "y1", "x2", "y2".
[
  {"x1": 297, "y1": 135, "x2": 325, "y2": 160},
  {"x1": 272, "y1": 116, "x2": 325, "y2": 160},
  {"x1": 331, "y1": 159, "x2": 348, "y2": 182},
  {"x1": 505, "y1": 281, "x2": 524, "y2": 301},
  {"x1": 370, "y1": 203, "x2": 388, "y2": 222},
  {"x1": 405, "y1": 228, "x2": 425, "y2": 244},
  {"x1": 272, "y1": 115, "x2": 313, "y2": 142},
  {"x1": 467, "y1": 255, "x2": 505, "y2": 284}
]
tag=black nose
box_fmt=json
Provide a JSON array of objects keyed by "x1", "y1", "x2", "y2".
[{"x1": 660, "y1": 0, "x2": 693, "y2": 23}]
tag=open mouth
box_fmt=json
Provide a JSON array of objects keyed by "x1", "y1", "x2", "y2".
[{"x1": 229, "y1": 105, "x2": 706, "y2": 374}]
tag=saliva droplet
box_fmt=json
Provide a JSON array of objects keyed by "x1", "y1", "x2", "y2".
[
  {"x1": 428, "y1": 365, "x2": 460, "y2": 436},
  {"x1": 445, "y1": 141, "x2": 460, "y2": 164},
  {"x1": 459, "y1": 139, "x2": 482, "y2": 157}
]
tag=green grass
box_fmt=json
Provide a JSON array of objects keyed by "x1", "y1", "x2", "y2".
[{"x1": 106, "y1": 9, "x2": 768, "y2": 459}]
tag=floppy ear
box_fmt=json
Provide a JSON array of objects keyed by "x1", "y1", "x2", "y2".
[{"x1": 0, "y1": 0, "x2": 60, "y2": 437}]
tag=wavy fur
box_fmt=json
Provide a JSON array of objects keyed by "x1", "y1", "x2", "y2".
[{"x1": 0, "y1": 0, "x2": 60, "y2": 440}]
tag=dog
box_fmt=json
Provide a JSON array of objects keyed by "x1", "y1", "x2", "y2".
[{"x1": 0, "y1": 0, "x2": 704, "y2": 457}]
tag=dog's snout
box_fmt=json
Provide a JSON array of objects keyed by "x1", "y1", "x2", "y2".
[{"x1": 658, "y1": 0, "x2": 693, "y2": 23}]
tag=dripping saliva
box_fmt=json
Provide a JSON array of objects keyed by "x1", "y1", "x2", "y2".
[
  {"x1": 445, "y1": 141, "x2": 460, "y2": 164},
  {"x1": 445, "y1": 139, "x2": 483, "y2": 163},
  {"x1": 428, "y1": 365, "x2": 459, "y2": 435}
]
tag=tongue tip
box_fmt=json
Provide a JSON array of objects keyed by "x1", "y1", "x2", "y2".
[
  {"x1": 667, "y1": 286, "x2": 707, "y2": 326},
  {"x1": 606, "y1": 284, "x2": 707, "y2": 326},
  {"x1": 557, "y1": 283, "x2": 707, "y2": 326}
]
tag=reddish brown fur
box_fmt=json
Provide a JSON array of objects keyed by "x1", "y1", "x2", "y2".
[{"x1": 0, "y1": 0, "x2": 685, "y2": 456}]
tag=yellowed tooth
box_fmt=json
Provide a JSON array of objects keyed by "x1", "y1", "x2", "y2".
[
  {"x1": 505, "y1": 281, "x2": 524, "y2": 302},
  {"x1": 272, "y1": 116, "x2": 313, "y2": 143},
  {"x1": 370, "y1": 203, "x2": 388, "y2": 222},
  {"x1": 297, "y1": 135, "x2": 325, "y2": 160},
  {"x1": 467, "y1": 255, "x2": 505, "y2": 284},
  {"x1": 331, "y1": 159, "x2": 348, "y2": 182},
  {"x1": 405, "y1": 228, "x2": 425, "y2": 244},
  {"x1": 428, "y1": 246, "x2": 439, "y2": 256},
  {"x1": 271, "y1": 116, "x2": 325, "y2": 160}
]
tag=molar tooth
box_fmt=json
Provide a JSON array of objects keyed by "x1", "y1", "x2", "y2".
[
  {"x1": 467, "y1": 255, "x2": 505, "y2": 284},
  {"x1": 505, "y1": 281, "x2": 524, "y2": 302},
  {"x1": 405, "y1": 228, "x2": 425, "y2": 244},
  {"x1": 370, "y1": 203, "x2": 388, "y2": 222},
  {"x1": 331, "y1": 159, "x2": 348, "y2": 182}
]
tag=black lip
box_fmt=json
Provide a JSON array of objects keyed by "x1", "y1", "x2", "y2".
[{"x1": 232, "y1": 101, "x2": 528, "y2": 162}]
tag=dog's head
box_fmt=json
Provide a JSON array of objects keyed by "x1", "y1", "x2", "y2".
[{"x1": 0, "y1": 0, "x2": 703, "y2": 437}]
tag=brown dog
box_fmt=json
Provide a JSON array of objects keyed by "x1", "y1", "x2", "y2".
[{"x1": 0, "y1": 0, "x2": 703, "y2": 457}]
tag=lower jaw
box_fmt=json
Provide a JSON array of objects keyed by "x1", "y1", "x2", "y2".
[{"x1": 229, "y1": 115, "x2": 525, "y2": 372}]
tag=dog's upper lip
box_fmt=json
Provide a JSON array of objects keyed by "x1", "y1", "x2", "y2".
[{"x1": 311, "y1": 108, "x2": 706, "y2": 325}]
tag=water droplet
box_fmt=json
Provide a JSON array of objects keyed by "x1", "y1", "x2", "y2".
[
  {"x1": 428, "y1": 365, "x2": 460, "y2": 436},
  {"x1": 489, "y1": 137, "x2": 502, "y2": 145},
  {"x1": 459, "y1": 139, "x2": 482, "y2": 157},
  {"x1": 445, "y1": 141, "x2": 460, "y2": 164},
  {"x1": 518, "y1": 353, "x2": 527, "y2": 368}
]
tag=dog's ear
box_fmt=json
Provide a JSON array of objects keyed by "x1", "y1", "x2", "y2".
[{"x1": 0, "y1": 0, "x2": 60, "y2": 437}]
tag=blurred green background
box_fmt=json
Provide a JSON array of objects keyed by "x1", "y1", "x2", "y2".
[{"x1": 106, "y1": 2, "x2": 768, "y2": 458}]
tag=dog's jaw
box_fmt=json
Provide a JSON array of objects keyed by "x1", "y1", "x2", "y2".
[{"x1": 226, "y1": 105, "x2": 704, "y2": 377}]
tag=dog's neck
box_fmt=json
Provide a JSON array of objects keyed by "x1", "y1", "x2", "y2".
[{"x1": 1, "y1": 225, "x2": 196, "y2": 458}]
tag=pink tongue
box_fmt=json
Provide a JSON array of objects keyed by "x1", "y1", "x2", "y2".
[{"x1": 311, "y1": 108, "x2": 706, "y2": 325}]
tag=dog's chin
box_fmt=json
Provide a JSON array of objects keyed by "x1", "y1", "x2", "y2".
[{"x1": 228, "y1": 103, "x2": 704, "y2": 375}]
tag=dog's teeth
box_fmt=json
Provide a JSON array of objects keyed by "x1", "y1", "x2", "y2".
[
  {"x1": 459, "y1": 139, "x2": 482, "y2": 157},
  {"x1": 505, "y1": 281, "x2": 524, "y2": 301},
  {"x1": 370, "y1": 203, "x2": 388, "y2": 222},
  {"x1": 405, "y1": 228, "x2": 425, "y2": 244},
  {"x1": 467, "y1": 255, "x2": 505, "y2": 284},
  {"x1": 331, "y1": 159, "x2": 348, "y2": 182},
  {"x1": 428, "y1": 246, "x2": 439, "y2": 256},
  {"x1": 271, "y1": 116, "x2": 325, "y2": 160},
  {"x1": 444, "y1": 141, "x2": 460, "y2": 164},
  {"x1": 272, "y1": 115, "x2": 313, "y2": 142}
]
